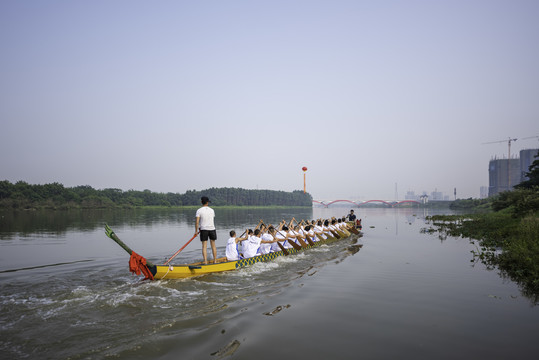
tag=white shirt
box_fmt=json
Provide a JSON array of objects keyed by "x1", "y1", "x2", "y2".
[
  {"x1": 195, "y1": 206, "x2": 215, "y2": 230},
  {"x1": 272, "y1": 231, "x2": 287, "y2": 251},
  {"x1": 226, "y1": 237, "x2": 240, "y2": 261},
  {"x1": 290, "y1": 230, "x2": 300, "y2": 245},
  {"x1": 280, "y1": 231, "x2": 293, "y2": 249},
  {"x1": 260, "y1": 233, "x2": 273, "y2": 254},
  {"x1": 323, "y1": 225, "x2": 331, "y2": 234},
  {"x1": 243, "y1": 235, "x2": 261, "y2": 258},
  {"x1": 315, "y1": 225, "x2": 327, "y2": 239}
]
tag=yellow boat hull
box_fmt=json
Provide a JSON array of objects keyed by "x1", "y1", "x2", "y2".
[{"x1": 152, "y1": 235, "x2": 349, "y2": 279}]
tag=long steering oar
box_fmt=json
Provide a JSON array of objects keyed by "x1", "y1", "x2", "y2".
[{"x1": 164, "y1": 231, "x2": 199, "y2": 265}]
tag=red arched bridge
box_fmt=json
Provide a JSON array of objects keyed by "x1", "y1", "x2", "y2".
[{"x1": 313, "y1": 199, "x2": 422, "y2": 208}]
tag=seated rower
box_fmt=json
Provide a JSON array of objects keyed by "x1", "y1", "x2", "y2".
[
  {"x1": 337, "y1": 218, "x2": 351, "y2": 237},
  {"x1": 290, "y1": 225, "x2": 305, "y2": 246},
  {"x1": 301, "y1": 224, "x2": 315, "y2": 244},
  {"x1": 271, "y1": 224, "x2": 289, "y2": 252},
  {"x1": 314, "y1": 220, "x2": 327, "y2": 241},
  {"x1": 260, "y1": 225, "x2": 277, "y2": 254},
  {"x1": 323, "y1": 220, "x2": 336, "y2": 239},
  {"x1": 270, "y1": 226, "x2": 287, "y2": 252},
  {"x1": 307, "y1": 225, "x2": 316, "y2": 242},
  {"x1": 226, "y1": 230, "x2": 249, "y2": 261},
  {"x1": 331, "y1": 219, "x2": 346, "y2": 237},
  {"x1": 279, "y1": 225, "x2": 295, "y2": 249},
  {"x1": 342, "y1": 217, "x2": 357, "y2": 233},
  {"x1": 243, "y1": 229, "x2": 275, "y2": 258}
]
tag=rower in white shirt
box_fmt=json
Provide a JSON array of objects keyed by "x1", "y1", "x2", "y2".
[
  {"x1": 323, "y1": 220, "x2": 335, "y2": 239},
  {"x1": 243, "y1": 229, "x2": 275, "y2": 258},
  {"x1": 226, "y1": 230, "x2": 249, "y2": 261},
  {"x1": 259, "y1": 226, "x2": 277, "y2": 254},
  {"x1": 271, "y1": 225, "x2": 288, "y2": 252},
  {"x1": 314, "y1": 220, "x2": 326, "y2": 241}
]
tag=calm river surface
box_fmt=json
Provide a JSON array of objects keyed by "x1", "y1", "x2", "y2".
[{"x1": 1, "y1": 207, "x2": 538, "y2": 359}]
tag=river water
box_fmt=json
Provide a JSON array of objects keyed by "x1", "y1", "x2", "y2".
[{"x1": 1, "y1": 207, "x2": 538, "y2": 359}]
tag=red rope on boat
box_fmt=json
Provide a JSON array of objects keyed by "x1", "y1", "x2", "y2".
[{"x1": 129, "y1": 251, "x2": 154, "y2": 280}]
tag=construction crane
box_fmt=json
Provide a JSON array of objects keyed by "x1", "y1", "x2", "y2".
[
  {"x1": 482, "y1": 137, "x2": 518, "y2": 160},
  {"x1": 521, "y1": 135, "x2": 539, "y2": 143},
  {"x1": 482, "y1": 137, "x2": 518, "y2": 188}
]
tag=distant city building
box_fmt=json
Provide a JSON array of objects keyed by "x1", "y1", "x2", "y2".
[
  {"x1": 404, "y1": 189, "x2": 454, "y2": 201},
  {"x1": 405, "y1": 191, "x2": 417, "y2": 201},
  {"x1": 430, "y1": 189, "x2": 443, "y2": 201},
  {"x1": 487, "y1": 148, "x2": 538, "y2": 197},
  {"x1": 480, "y1": 186, "x2": 488, "y2": 199},
  {"x1": 488, "y1": 158, "x2": 521, "y2": 196}
]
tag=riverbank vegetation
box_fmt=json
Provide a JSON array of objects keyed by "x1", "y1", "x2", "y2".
[
  {"x1": 0, "y1": 181, "x2": 313, "y2": 209},
  {"x1": 425, "y1": 154, "x2": 539, "y2": 300}
]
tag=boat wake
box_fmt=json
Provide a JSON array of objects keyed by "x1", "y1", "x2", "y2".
[{"x1": 0, "y1": 259, "x2": 93, "y2": 273}]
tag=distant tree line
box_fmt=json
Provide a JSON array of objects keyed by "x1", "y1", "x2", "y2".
[{"x1": 0, "y1": 181, "x2": 313, "y2": 209}]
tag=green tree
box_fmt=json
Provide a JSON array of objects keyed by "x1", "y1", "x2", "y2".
[
  {"x1": 0, "y1": 180, "x2": 14, "y2": 199},
  {"x1": 516, "y1": 150, "x2": 539, "y2": 189}
]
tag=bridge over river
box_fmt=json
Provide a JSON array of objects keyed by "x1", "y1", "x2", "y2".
[{"x1": 313, "y1": 199, "x2": 422, "y2": 208}]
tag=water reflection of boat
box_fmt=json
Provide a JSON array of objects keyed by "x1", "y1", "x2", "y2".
[{"x1": 104, "y1": 224, "x2": 361, "y2": 280}]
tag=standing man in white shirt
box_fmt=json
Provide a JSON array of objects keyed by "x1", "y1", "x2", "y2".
[{"x1": 195, "y1": 196, "x2": 217, "y2": 264}]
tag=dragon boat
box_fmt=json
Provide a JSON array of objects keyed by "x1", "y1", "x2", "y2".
[{"x1": 104, "y1": 224, "x2": 361, "y2": 280}]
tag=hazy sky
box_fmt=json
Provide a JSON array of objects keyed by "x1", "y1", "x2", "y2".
[{"x1": 1, "y1": 0, "x2": 538, "y2": 200}]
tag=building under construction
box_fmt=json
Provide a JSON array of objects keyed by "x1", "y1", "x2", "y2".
[{"x1": 488, "y1": 148, "x2": 538, "y2": 196}]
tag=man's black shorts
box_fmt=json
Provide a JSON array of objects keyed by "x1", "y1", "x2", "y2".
[{"x1": 200, "y1": 229, "x2": 217, "y2": 241}]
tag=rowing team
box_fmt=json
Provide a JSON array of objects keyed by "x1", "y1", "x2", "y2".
[{"x1": 226, "y1": 217, "x2": 359, "y2": 261}]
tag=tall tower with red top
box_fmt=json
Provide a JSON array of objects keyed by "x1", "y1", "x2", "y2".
[{"x1": 302, "y1": 166, "x2": 308, "y2": 193}]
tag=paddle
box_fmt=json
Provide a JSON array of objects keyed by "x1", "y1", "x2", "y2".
[
  {"x1": 164, "y1": 231, "x2": 200, "y2": 265},
  {"x1": 287, "y1": 238, "x2": 302, "y2": 251},
  {"x1": 275, "y1": 227, "x2": 302, "y2": 251},
  {"x1": 296, "y1": 219, "x2": 315, "y2": 246},
  {"x1": 301, "y1": 221, "x2": 317, "y2": 246},
  {"x1": 288, "y1": 218, "x2": 309, "y2": 248},
  {"x1": 295, "y1": 235, "x2": 309, "y2": 248},
  {"x1": 347, "y1": 224, "x2": 360, "y2": 235},
  {"x1": 283, "y1": 219, "x2": 306, "y2": 250},
  {"x1": 263, "y1": 222, "x2": 290, "y2": 256},
  {"x1": 302, "y1": 230, "x2": 316, "y2": 246},
  {"x1": 277, "y1": 241, "x2": 290, "y2": 255},
  {"x1": 290, "y1": 225, "x2": 309, "y2": 248},
  {"x1": 320, "y1": 223, "x2": 337, "y2": 240}
]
